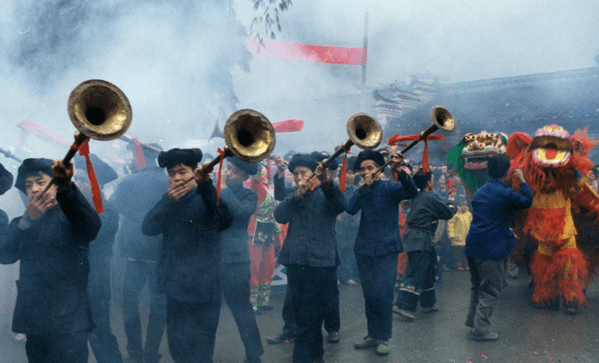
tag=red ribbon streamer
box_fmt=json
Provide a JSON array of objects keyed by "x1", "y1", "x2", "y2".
[
  {"x1": 339, "y1": 152, "x2": 348, "y2": 192},
  {"x1": 78, "y1": 139, "x2": 103, "y2": 214},
  {"x1": 133, "y1": 137, "x2": 146, "y2": 171},
  {"x1": 216, "y1": 148, "x2": 226, "y2": 205},
  {"x1": 422, "y1": 138, "x2": 430, "y2": 173}
]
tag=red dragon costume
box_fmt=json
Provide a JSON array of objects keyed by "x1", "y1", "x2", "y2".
[{"x1": 508, "y1": 124, "x2": 599, "y2": 313}]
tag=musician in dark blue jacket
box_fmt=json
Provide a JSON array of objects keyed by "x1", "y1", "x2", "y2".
[
  {"x1": 0, "y1": 158, "x2": 101, "y2": 363},
  {"x1": 274, "y1": 154, "x2": 347, "y2": 363},
  {"x1": 142, "y1": 148, "x2": 232, "y2": 363},
  {"x1": 347, "y1": 150, "x2": 418, "y2": 356}
]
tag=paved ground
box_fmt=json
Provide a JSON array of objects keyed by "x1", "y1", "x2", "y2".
[{"x1": 2, "y1": 268, "x2": 599, "y2": 363}]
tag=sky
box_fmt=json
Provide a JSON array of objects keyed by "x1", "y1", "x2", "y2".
[{"x1": 0, "y1": 0, "x2": 597, "y2": 165}]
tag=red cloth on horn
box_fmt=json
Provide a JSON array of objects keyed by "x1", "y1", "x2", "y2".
[{"x1": 78, "y1": 139, "x2": 103, "y2": 214}]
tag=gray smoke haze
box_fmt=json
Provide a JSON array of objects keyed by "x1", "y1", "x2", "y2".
[{"x1": 1, "y1": 0, "x2": 597, "y2": 161}]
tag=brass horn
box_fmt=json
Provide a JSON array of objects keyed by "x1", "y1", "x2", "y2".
[
  {"x1": 198, "y1": 109, "x2": 276, "y2": 174},
  {"x1": 41, "y1": 79, "x2": 132, "y2": 195},
  {"x1": 318, "y1": 113, "x2": 383, "y2": 168},
  {"x1": 377, "y1": 106, "x2": 455, "y2": 171}
]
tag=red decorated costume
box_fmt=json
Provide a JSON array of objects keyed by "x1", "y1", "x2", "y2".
[{"x1": 508, "y1": 125, "x2": 599, "y2": 313}]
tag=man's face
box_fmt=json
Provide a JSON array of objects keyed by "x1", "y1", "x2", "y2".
[
  {"x1": 359, "y1": 160, "x2": 380, "y2": 183},
  {"x1": 224, "y1": 162, "x2": 247, "y2": 187},
  {"x1": 345, "y1": 170, "x2": 356, "y2": 185},
  {"x1": 168, "y1": 164, "x2": 195, "y2": 187},
  {"x1": 25, "y1": 172, "x2": 55, "y2": 201},
  {"x1": 292, "y1": 166, "x2": 313, "y2": 186}
]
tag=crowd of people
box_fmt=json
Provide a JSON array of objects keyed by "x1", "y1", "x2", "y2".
[{"x1": 0, "y1": 132, "x2": 596, "y2": 362}]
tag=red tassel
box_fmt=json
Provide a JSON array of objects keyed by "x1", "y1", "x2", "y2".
[
  {"x1": 422, "y1": 138, "x2": 430, "y2": 173},
  {"x1": 216, "y1": 148, "x2": 226, "y2": 205},
  {"x1": 340, "y1": 152, "x2": 348, "y2": 192},
  {"x1": 133, "y1": 137, "x2": 146, "y2": 171},
  {"x1": 78, "y1": 140, "x2": 103, "y2": 214}
]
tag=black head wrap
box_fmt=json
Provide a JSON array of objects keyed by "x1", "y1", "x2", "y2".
[
  {"x1": 288, "y1": 154, "x2": 318, "y2": 173},
  {"x1": 15, "y1": 158, "x2": 53, "y2": 194},
  {"x1": 158, "y1": 148, "x2": 203, "y2": 170},
  {"x1": 353, "y1": 150, "x2": 385, "y2": 172}
]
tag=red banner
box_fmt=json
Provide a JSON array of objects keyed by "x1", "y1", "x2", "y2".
[{"x1": 246, "y1": 38, "x2": 365, "y2": 65}]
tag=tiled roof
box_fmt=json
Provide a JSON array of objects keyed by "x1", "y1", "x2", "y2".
[{"x1": 378, "y1": 67, "x2": 599, "y2": 164}]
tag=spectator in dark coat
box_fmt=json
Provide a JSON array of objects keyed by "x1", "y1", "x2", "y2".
[
  {"x1": 218, "y1": 157, "x2": 264, "y2": 363},
  {"x1": 74, "y1": 155, "x2": 123, "y2": 363},
  {"x1": 109, "y1": 144, "x2": 168, "y2": 363},
  {"x1": 465, "y1": 154, "x2": 532, "y2": 341},
  {"x1": 393, "y1": 169, "x2": 456, "y2": 320},
  {"x1": 0, "y1": 158, "x2": 101, "y2": 363},
  {"x1": 142, "y1": 148, "x2": 232, "y2": 363},
  {"x1": 274, "y1": 153, "x2": 347, "y2": 363}
]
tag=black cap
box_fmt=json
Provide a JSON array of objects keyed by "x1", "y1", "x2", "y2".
[
  {"x1": 158, "y1": 148, "x2": 203, "y2": 169},
  {"x1": 15, "y1": 158, "x2": 53, "y2": 194},
  {"x1": 288, "y1": 154, "x2": 318, "y2": 173},
  {"x1": 0, "y1": 162, "x2": 13, "y2": 195},
  {"x1": 353, "y1": 150, "x2": 385, "y2": 171},
  {"x1": 228, "y1": 157, "x2": 259, "y2": 176}
]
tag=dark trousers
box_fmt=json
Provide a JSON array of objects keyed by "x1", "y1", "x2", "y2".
[
  {"x1": 355, "y1": 252, "x2": 398, "y2": 341},
  {"x1": 88, "y1": 258, "x2": 123, "y2": 363},
  {"x1": 166, "y1": 297, "x2": 221, "y2": 363},
  {"x1": 466, "y1": 256, "x2": 507, "y2": 336},
  {"x1": 323, "y1": 273, "x2": 340, "y2": 333},
  {"x1": 287, "y1": 265, "x2": 336, "y2": 363},
  {"x1": 26, "y1": 331, "x2": 88, "y2": 363},
  {"x1": 337, "y1": 246, "x2": 358, "y2": 283},
  {"x1": 122, "y1": 261, "x2": 166, "y2": 363},
  {"x1": 282, "y1": 269, "x2": 340, "y2": 338},
  {"x1": 220, "y1": 262, "x2": 264, "y2": 361},
  {"x1": 395, "y1": 249, "x2": 438, "y2": 312}
]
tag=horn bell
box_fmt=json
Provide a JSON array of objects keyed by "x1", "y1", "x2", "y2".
[
  {"x1": 224, "y1": 109, "x2": 276, "y2": 163},
  {"x1": 431, "y1": 106, "x2": 455, "y2": 133},
  {"x1": 68, "y1": 80, "x2": 132, "y2": 141},
  {"x1": 346, "y1": 113, "x2": 383, "y2": 150}
]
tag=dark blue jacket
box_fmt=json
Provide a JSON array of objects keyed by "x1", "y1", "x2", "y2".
[
  {"x1": 0, "y1": 183, "x2": 101, "y2": 335},
  {"x1": 142, "y1": 182, "x2": 232, "y2": 304},
  {"x1": 347, "y1": 179, "x2": 418, "y2": 256},
  {"x1": 110, "y1": 166, "x2": 168, "y2": 262},
  {"x1": 465, "y1": 179, "x2": 532, "y2": 259},
  {"x1": 403, "y1": 190, "x2": 456, "y2": 252},
  {"x1": 275, "y1": 183, "x2": 346, "y2": 267},
  {"x1": 219, "y1": 185, "x2": 257, "y2": 264}
]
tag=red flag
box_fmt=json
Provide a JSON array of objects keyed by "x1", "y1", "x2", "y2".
[
  {"x1": 246, "y1": 38, "x2": 365, "y2": 65},
  {"x1": 273, "y1": 119, "x2": 304, "y2": 133},
  {"x1": 18, "y1": 119, "x2": 70, "y2": 147},
  {"x1": 133, "y1": 137, "x2": 147, "y2": 171}
]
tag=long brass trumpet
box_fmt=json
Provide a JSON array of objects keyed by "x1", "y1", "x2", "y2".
[
  {"x1": 41, "y1": 79, "x2": 132, "y2": 195},
  {"x1": 316, "y1": 112, "x2": 383, "y2": 169},
  {"x1": 195, "y1": 109, "x2": 276, "y2": 177},
  {"x1": 377, "y1": 106, "x2": 455, "y2": 171}
]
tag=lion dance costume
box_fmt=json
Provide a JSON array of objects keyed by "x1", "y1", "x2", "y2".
[{"x1": 508, "y1": 125, "x2": 599, "y2": 313}]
